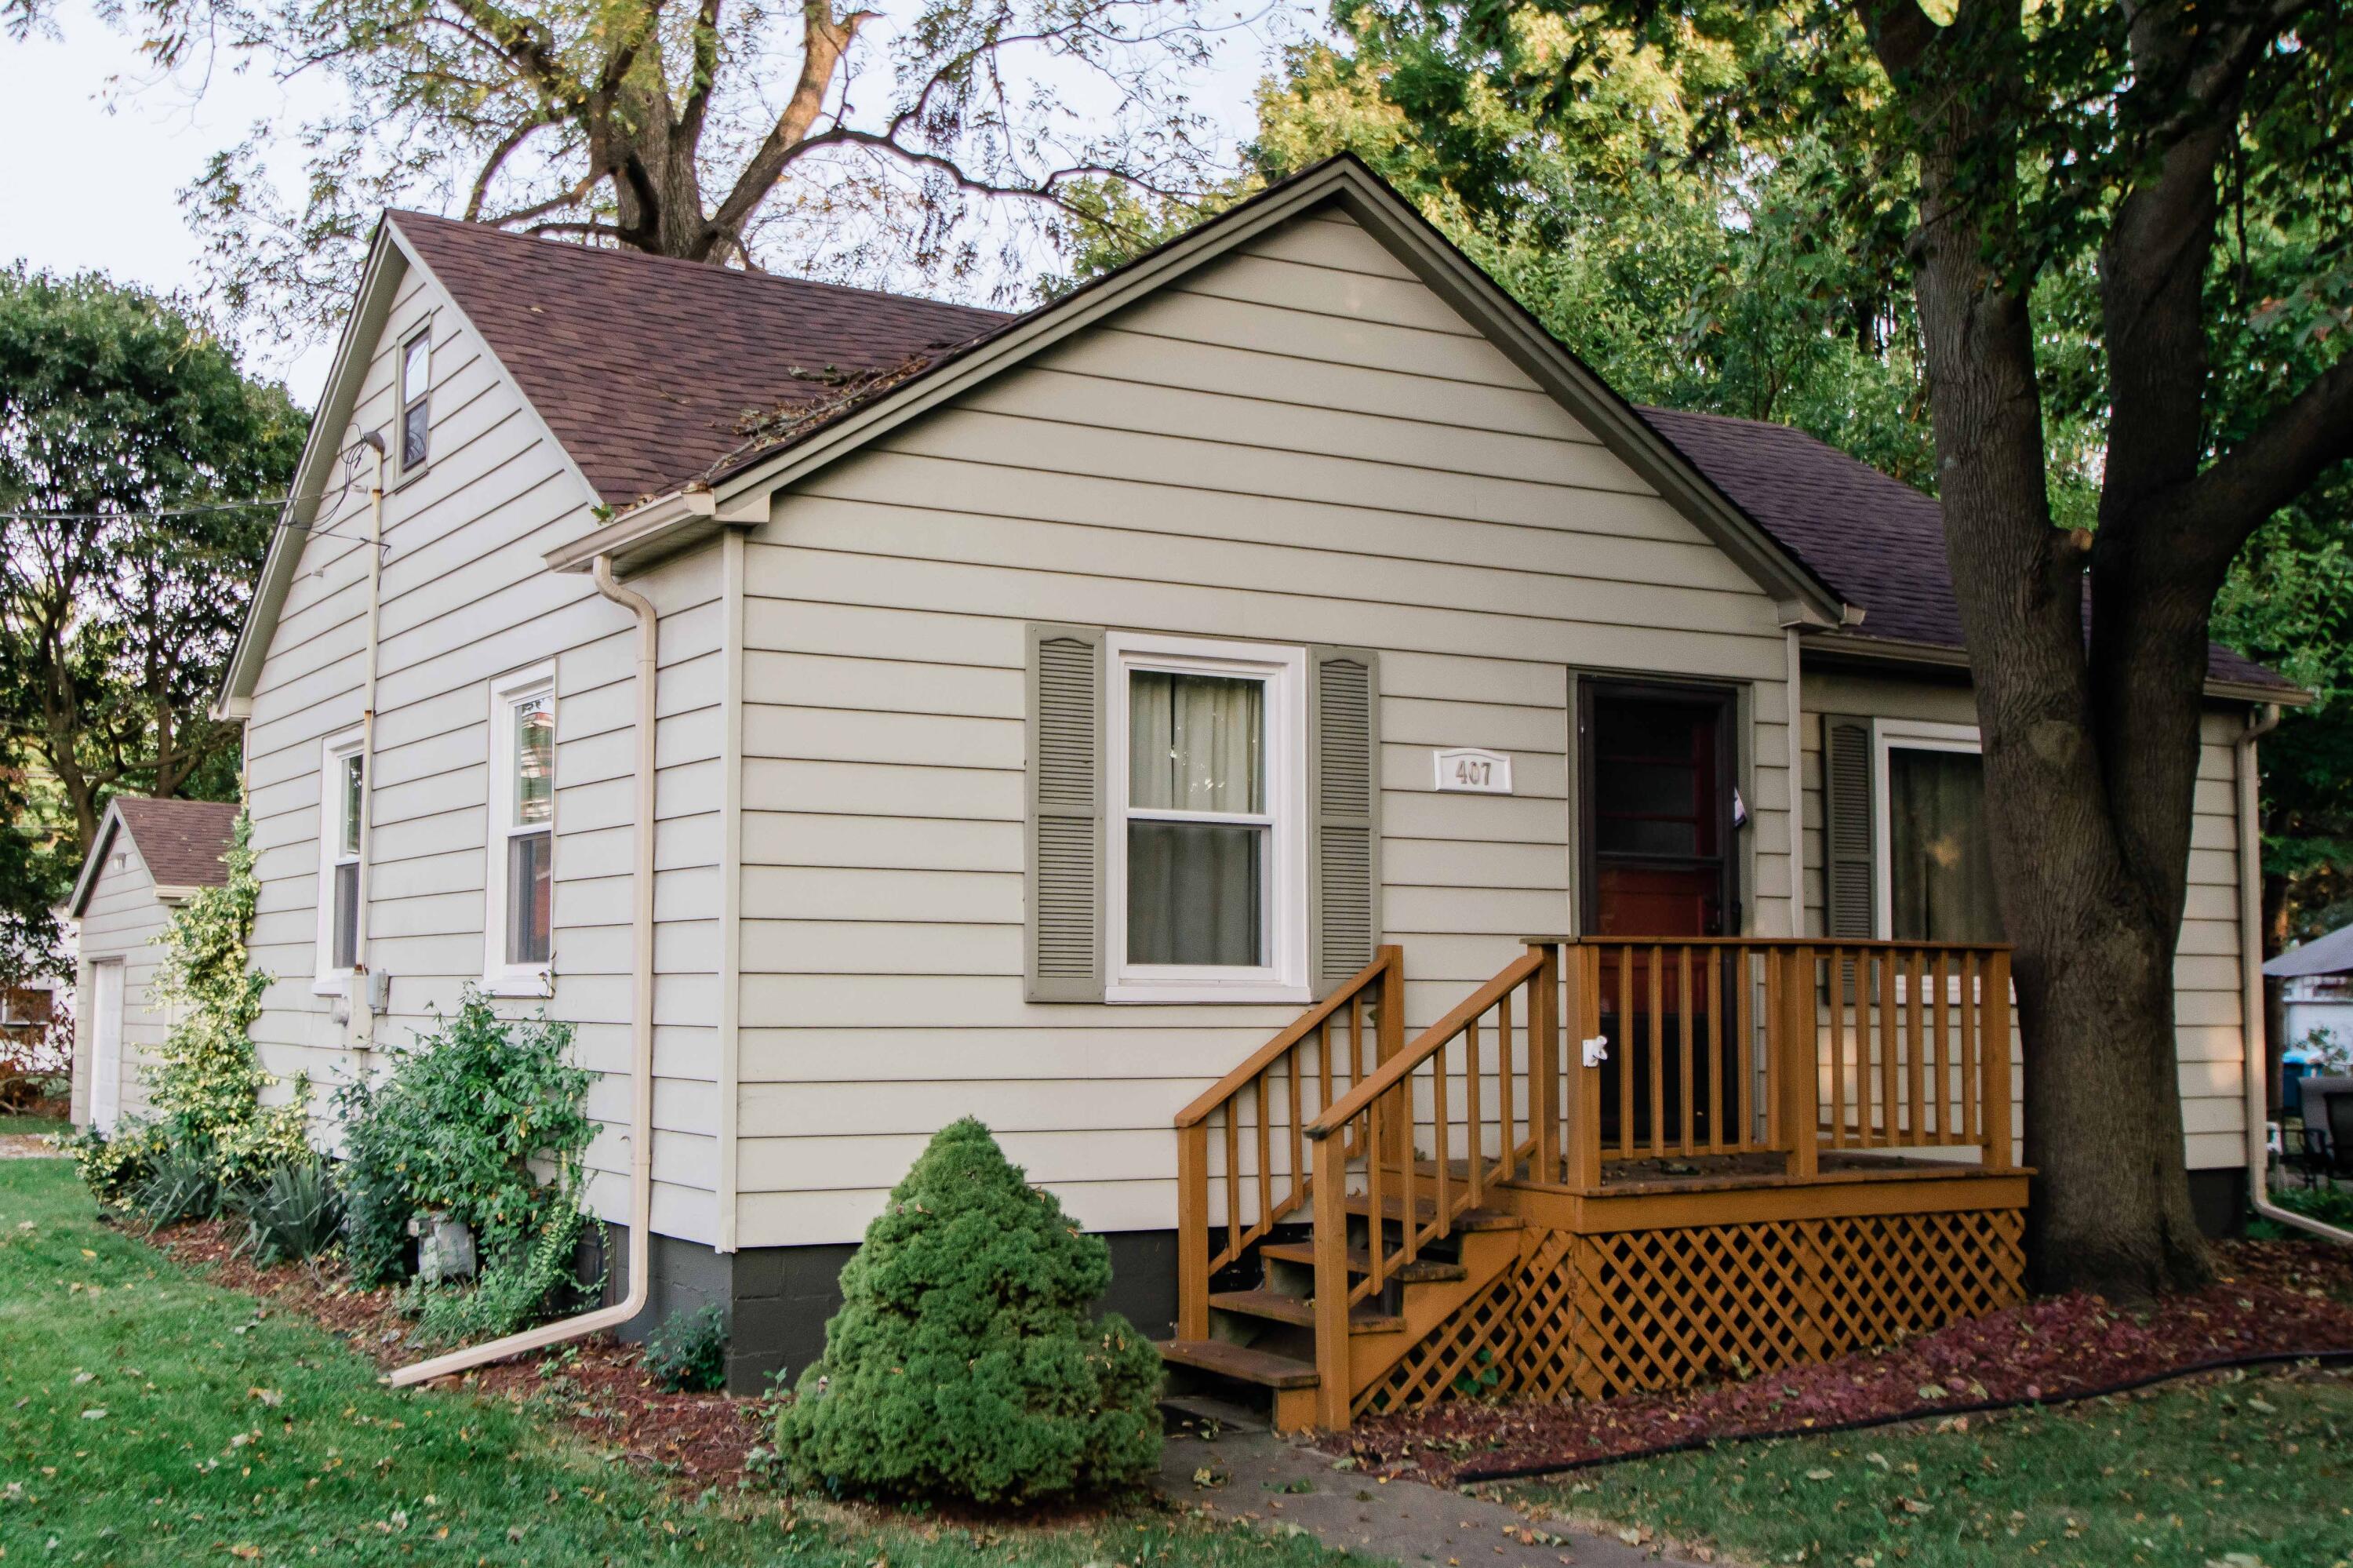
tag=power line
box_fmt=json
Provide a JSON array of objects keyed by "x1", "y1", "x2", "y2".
[{"x1": 0, "y1": 497, "x2": 296, "y2": 523}]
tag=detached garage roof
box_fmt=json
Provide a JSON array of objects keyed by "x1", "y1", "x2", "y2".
[{"x1": 67, "y1": 798, "x2": 238, "y2": 916}]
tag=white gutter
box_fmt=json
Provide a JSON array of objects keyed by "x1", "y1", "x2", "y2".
[
  {"x1": 387, "y1": 551, "x2": 659, "y2": 1384},
  {"x1": 2237, "y1": 701, "x2": 2353, "y2": 1247}
]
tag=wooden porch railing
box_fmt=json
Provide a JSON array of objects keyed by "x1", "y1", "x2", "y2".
[
  {"x1": 1302, "y1": 940, "x2": 1562, "y2": 1426},
  {"x1": 1556, "y1": 937, "x2": 2014, "y2": 1185},
  {"x1": 1173, "y1": 947, "x2": 1402, "y2": 1341}
]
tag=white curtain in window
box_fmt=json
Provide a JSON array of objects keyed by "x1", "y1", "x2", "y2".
[{"x1": 1127, "y1": 671, "x2": 1266, "y2": 966}]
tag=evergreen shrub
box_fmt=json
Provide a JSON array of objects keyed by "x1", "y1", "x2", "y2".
[
  {"x1": 773, "y1": 1117, "x2": 1162, "y2": 1505},
  {"x1": 646, "y1": 1303, "x2": 730, "y2": 1392}
]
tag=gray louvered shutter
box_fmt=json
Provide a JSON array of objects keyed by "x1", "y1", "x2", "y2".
[
  {"x1": 1026, "y1": 624, "x2": 1105, "y2": 1002},
  {"x1": 1820, "y1": 715, "x2": 1877, "y2": 942},
  {"x1": 1309, "y1": 646, "x2": 1381, "y2": 994}
]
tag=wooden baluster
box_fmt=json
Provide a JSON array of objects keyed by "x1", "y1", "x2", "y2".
[
  {"x1": 1288, "y1": 1046, "x2": 1305, "y2": 1207},
  {"x1": 1906, "y1": 949, "x2": 1926, "y2": 1146},
  {"x1": 1617, "y1": 944, "x2": 1635, "y2": 1159},
  {"x1": 1648, "y1": 944, "x2": 1667, "y2": 1158},
  {"x1": 1497, "y1": 987, "x2": 1515, "y2": 1178},
  {"x1": 1254, "y1": 1071, "x2": 1274, "y2": 1238},
  {"x1": 1737, "y1": 946, "x2": 1756, "y2": 1151},
  {"x1": 1535, "y1": 940, "x2": 1563, "y2": 1182},
  {"x1": 1366, "y1": 1097, "x2": 1387, "y2": 1295},
  {"x1": 1466, "y1": 1013, "x2": 1485, "y2": 1207},
  {"x1": 1706, "y1": 948, "x2": 1725, "y2": 1154},
  {"x1": 1982, "y1": 950, "x2": 2013, "y2": 1170},
  {"x1": 1398, "y1": 1073, "x2": 1420, "y2": 1268},
  {"x1": 1318, "y1": 1017, "x2": 1334, "y2": 1136},
  {"x1": 1677, "y1": 946, "x2": 1696, "y2": 1155},
  {"x1": 1378, "y1": 949, "x2": 1409, "y2": 1200},
  {"x1": 1827, "y1": 948, "x2": 1849, "y2": 1149},
  {"x1": 1762, "y1": 945, "x2": 1781, "y2": 1151},
  {"x1": 1939, "y1": 946, "x2": 1958, "y2": 1144},
  {"x1": 1877, "y1": 948, "x2": 1899, "y2": 1148},
  {"x1": 1421, "y1": 1031, "x2": 1440, "y2": 1224},
  {"x1": 1178, "y1": 1119, "x2": 1209, "y2": 1338},
  {"x1": 1782, "y1": 946, "x2": 1820, "y2": 1177},
  {"x1": 1961, "y1": 951, "x2": 1981, "y2": 1146},
  {"x1": 1233, "y1": 1106, "x2": 1252, "y2": 1261}
]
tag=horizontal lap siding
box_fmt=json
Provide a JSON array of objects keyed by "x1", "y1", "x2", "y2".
[
  {"x1": 71, "y1": 841, "x2": 174, "y2": 1125},
  {"x1": 239, "y1": 260, "x2": 726, "y2": 1240},
  {"x1": 733, "y1": 210, "x2": 1796, "y2": 1247},
  {"x1": 1796, "y1": 668, "x2": 2249, "y2": 1170}
]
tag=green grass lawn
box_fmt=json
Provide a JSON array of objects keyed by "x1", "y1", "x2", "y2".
[
  {"x1": 0, "y1": 1155, "x2": 1355, "y2": 1567},
  {"x1": 1506, "y1": 1374, "x2": 2353, "y2": 1568},
  {"x1": 0, "y1": 1112, "x2": 67, "y2": 1136}
]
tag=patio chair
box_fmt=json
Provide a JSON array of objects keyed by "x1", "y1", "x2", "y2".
[
  {"x1": 2329, "y1": 1091, "x2": 2353, "y2": 1181},
  {"x1": 2297, "y1": 1075, "x2": 2353, "y2": 1179}
]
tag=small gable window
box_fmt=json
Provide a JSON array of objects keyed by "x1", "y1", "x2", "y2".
[{"x1": 398, "y1": 329, "x2": 431, "y2": 471}]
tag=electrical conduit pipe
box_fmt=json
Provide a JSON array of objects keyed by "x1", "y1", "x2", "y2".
[
  {"x1": 387, "y1": 553, "x2": 657, "y2": 1384},
  {"x1": 2238, "y1": 701, "x2": 2353, "y2": 1247}
]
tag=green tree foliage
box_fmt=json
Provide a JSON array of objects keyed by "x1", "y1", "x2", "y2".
[
  {"x1": 776, "y1": 1118, "x2": 1162, "y2": 1505},
  {"x1": 65, "y1": 815, "x2": 308, "y2": 1202},
  {"x1": 336, "y1": 991, "x2": 597, "y2": 1342},
  {"x1": 0, "y1": 267, "x2": 303, "y2": 981}
]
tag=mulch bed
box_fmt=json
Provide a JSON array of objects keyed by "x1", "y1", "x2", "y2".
[
  {"x1": 147, "y1": 1217, "x2": 766, "y2": 1491},
  {"x1": 1316, "y1": 1238, "x2": 2353, "y2": 1486}
]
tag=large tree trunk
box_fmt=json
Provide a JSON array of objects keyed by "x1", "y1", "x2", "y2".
[{"x1": 1893, "y1": 0, "x2": 2213, "y2": 1302}]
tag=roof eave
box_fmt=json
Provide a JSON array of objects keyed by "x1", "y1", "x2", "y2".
[
  {"x1": 544, "y1": 487, "x2": 719, "y2": 575},
  {"x1": 1801, "y1": 628, "x2": 2311, "y2": 708},
  {"x1": 64, "y1": 804, "x2": 125, "y2": 919}
]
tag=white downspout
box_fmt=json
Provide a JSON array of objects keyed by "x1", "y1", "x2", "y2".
[
  {"x1": 351, "y1": 434, "x2": 387, "y2": 1052},
  {"x1": 387, "y1": 551, "x2": 659, "y2": 1384},
  {"x1": 2237, "y1": 701, "x2": 2353, "y2": 1246}
]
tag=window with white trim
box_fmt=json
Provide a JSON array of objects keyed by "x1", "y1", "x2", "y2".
[
  {"x1": 315, "y1": 727, "x2": 365, "y2": 991},
  {"x1": 1874, "y1": 719, "x2": 2002, "y2": 944},
  {"x1": 1105, "y1": 633, "x2": 1307, "y2": 1002},
  {"x1": 485, "y1": 667, "x2": 555, "y2": 993},
  {"x1": 398, "y1": 329, "x2": 432, "y2": 472}
]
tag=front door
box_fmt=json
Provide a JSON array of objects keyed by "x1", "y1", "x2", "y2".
[
  {"x1": 89, "y1": 962, "x2": 123, "y2": 1133},
  {"x1": 1577, "y1": 682, "x2": 1739, "y2": 1149}
]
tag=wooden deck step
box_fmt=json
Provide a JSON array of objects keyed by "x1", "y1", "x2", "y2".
[
  {"x1": 1209, "y1": 1288, "x2": 1406, "y2": 1334},
  {"x1": 1344, "y1": 1193, "x2": 1521, "y2": 1231},
  {"x1": 1156, "y1": 1337, "x2": 1318, "y2": 1390},
  {"x1": 1258, "y1": 1241, "x2": 1467, "y2": 1283}
]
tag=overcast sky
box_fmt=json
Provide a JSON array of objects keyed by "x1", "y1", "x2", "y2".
[{"x1": 0, "y1": 10, "x2": 1290, "y2": 409}]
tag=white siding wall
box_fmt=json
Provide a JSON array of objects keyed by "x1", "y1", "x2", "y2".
[
  {"x1": 239, "y1": 256, "x2": 726, "y2": 1239},
  {"x1": 68, "y1": 836, "x2": 175, "y2": 1125},
  {"x1": 731, "y1": 210, "x2": 1798, "y2": 1247},
  {"x1": 1798, "y1": 668, "x2": 2249, "y2": 1171}
]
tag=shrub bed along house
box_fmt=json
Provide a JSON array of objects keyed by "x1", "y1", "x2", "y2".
[{"x1": 774, "y1": 1117, "x2": 1163, "y2": 1506}]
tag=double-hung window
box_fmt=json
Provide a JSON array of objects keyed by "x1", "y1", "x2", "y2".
[
  {"x1": 485, "y1": 668, "x2": 555, "y2": 992},
  {"x1": 315, "y1": 728, "x2": 365, "y2": 991},
  {"x1": 1106, "y1": 633, "x2": 1307, "y2": 1002},
  {"x1": 398, "y1": 329, "x2": 431, "y2": 472},
  {"x1": 1875, "y1": 720, "x2": 2002, "y2": 944}
]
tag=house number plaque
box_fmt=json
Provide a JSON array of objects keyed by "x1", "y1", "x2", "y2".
[{"x1": 1433, "y1": 748, "x2": 1512, "y2": 794}]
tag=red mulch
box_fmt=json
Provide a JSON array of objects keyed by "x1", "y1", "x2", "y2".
[
  {"x1": 147, "y1": 1218, "x2": 766, "y2": 1490},
  {"x1": 1317, "y1": 1239, "x2": 2353, "y2": 1486}
]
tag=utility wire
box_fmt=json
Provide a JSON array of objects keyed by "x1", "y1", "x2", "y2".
[{"x1": 0, "y1": 497, "x2": 296, "y2": 523}]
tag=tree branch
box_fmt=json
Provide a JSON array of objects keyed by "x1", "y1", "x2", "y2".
[
  {"x1": 704, "y1": 0, "x2": 873, "y2": 242},
  {"x1": 2173, "y1": 355, "x2": 2353, "y2": 566}
]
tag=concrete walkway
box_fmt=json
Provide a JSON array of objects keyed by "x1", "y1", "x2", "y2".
[{"x1": 1158, "y1": 1410, "x2": 1697, "y2": 1567}]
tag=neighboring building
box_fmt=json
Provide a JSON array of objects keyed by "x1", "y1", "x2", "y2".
[
  {"x1": 64, "y1": 798, "x2": 240, "y2": 1131},
  {"x1": 2265, "y1": 922, "x2": 2353, "y2": 1077},
  {"x1": 214, "y1": 156, "x2": 2301, "y2": 1408}
]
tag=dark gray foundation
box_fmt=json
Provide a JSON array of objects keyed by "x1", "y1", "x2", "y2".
[
  {"x1": 595, "y1": 1224, "x2": 1180, "y2": 1396},
  {"x1": 2186, "y1": 1166, "x2": 2249, "y2": 1240}
]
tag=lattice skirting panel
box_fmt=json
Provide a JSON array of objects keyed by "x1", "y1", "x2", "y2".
[{"x1": 1361, "y1": 1208, "x2": 2025, "y2": 1415}]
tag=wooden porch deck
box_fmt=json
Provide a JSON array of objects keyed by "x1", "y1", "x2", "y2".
[{"x1": 1160, "y1": 939, "x2": 2030, "y2": 1432}]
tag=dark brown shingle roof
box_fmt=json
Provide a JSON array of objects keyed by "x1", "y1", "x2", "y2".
[
  {"x1": 391, "y1": 212, "x2": 1011, "y2": 507},
  {"x1": 1635, "y1": 405, "x2": 2293, "y2": 693},
  {"x1": 391, "y1": 213, "x2": 2294, "y2": 695},
  {"x1": 111, "y1": 798, "x2": 238, "y2": 889}
]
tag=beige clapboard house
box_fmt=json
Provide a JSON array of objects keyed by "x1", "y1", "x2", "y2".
[
  {"x1": 65, "y1": 799, "x2": 242, "y2": 1133},
  {"x1": 215, "y1": 157, "x2": 2297, "y2": 1414}
]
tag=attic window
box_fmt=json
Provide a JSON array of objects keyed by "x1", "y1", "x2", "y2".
[{"x1": 398, "y1": 330, "x2": 431, "y2": 471}]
